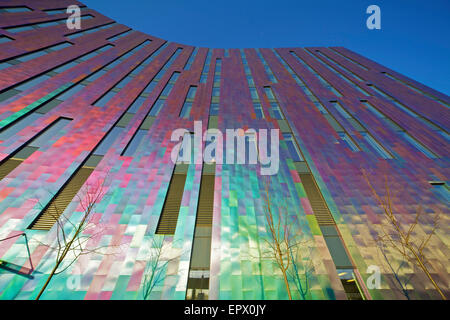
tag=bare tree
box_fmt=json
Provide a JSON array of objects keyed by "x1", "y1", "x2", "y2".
[
  {"x1": 362, "y1": 170, "x2": 446, "y2": 300},
  {"x1": 141, "y1": 235, "x2": 180, "y2": 300},
  {"x1": 287, "y1": 240, "x2": 314, "y2": 300},
  {"x1": 261, "y1": 179, "x2": 314, "y2": 300},
  {"x1": 34, "y1": 178, "x2": 119, "y2": 300},
  {"x1": 376, "y1": 241, "x2": 413, "y2": 300}
]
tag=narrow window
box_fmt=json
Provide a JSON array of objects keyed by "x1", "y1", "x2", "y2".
[
  {"x1": 255, "y1": 49, "x2": 277, "y2": 83},
  {"x1": 289, "y1": 50, "x2": 342, "y2": 97},
  {"x1": 155, "y1": 140, "x2": 191, "y2": 235},
  {"x1": 0, "y1": 117, "x2": 72, "y2": 181},
  {"x1": 180, "y1": 86, "x2": 198, "y2": 118}
]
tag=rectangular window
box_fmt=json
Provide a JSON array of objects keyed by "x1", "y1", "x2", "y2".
[
  {"x1": 67, "y1": 22, "x2": 116, "y2": 40},
  {"x1": 200, "y1": 49, "x2": 212, "y2": 83},
  {"x1": 148, "y1": 72, "x2": 180, "y2": 116},
  {"x1": 107, "y1": 29, "x2": 132, "y2": 41},
  {"x1": 239, "y1": 49, "x2": 265, "y2": 118},
  {"x1": 0, "y1": 6, "x2": 32, "y2": 13},
  {"x1": 398, "y1": 131, "x2": 437, "y2": 159},
  {"x1": 330, "y1": 48, "x2": 369, "y2": 71},
  {"x1": 381, "y1": 72, "x2": 449, "y2": 109},
  {"x1": 361, "y1": 132, "x2": 392, "y2": 159},
  {"x1": 184, "y1": 47, "x2": 198, "y2": 70},
  {"x1": 0, "y1": 35, "x2": 13, "y2": 44},
  {"x1": 128, "y1": 96, "x2": 146, "y2": 114},
  {"x1": 339, "y1": 132, "x2": 360, "y2": 152},
  {"x1": 290, "y1": 50, "x2": 342, "y2": 97},
  {"x1": 306, "y1": 49, "x2": 370, "y2": 96},
  {"x1": 283, "y1": 133, "x2": 304, "y2": 161},
  {"x1": 314, "y1": 50, "x2": 365, "y2": 82},
  {"x1": 186, "y1": 163, "x2": 216, "y2": 300},
  {"x1": 180, "y1": 86, "x2": 197, "y2": 118},
  {"x1": 330, "y1": 101, "x2": 390, "y2": 158},
  {"x1": 5, "y1": 15, "x2": 93, "y2": 33},
  {"x1": 255, "y1": 49, "x2": 277, "y2": 83},
  {"x1": 155, "y1": 158, "x2": 189, "y2": 235},
  {"x1": 0, "y1": 41, "x2": 73, "y2": 70},
  {"x1": 209, "y1": 103, "x2": 219, "y2": 116},
  {"x1": 264, "y1": 87, "x2": 284, "y2": 120}
]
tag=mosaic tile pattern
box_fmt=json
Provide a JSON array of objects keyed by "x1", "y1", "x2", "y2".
[{"x1": 0, "y1": 0, "x2": 448, "y2": 300}]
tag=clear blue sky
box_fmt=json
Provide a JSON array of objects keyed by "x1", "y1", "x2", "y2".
[{"x1": 83, "y1": 0, "x2": 450, "y2": 95}]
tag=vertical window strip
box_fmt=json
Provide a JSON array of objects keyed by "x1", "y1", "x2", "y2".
[
  {"x1": 0, "y1": 44, "x2": 113, "y2": 108},
  {"x1": 121, "y1": 48, "x2": 183, "y2": 156},
  {"x1": 107, "y1": 29, "x2": 132, "y2": 41},
  {"x1": 264, "y1": 87, "x2": 284, "y2": 119},
  {"x1": 329, "y1": 48, "x2": 369, "y2": 71},
  {"x1": 330, "y1": 101, "x2": 392, "y2": 159},
  {"x1": 0, "y1": 35, "x2": 13, "y2": 43},
  {"x1": 0, "y1": 42, "x2": 73, "y2": 70},
  {"x1": 43, "y1": 8, "x2": 69, "y2": 15},
  {"x1": 339, "y1": 132, "x2": 360, "y2": 152},
  {"x1": 155, "y1": 170, "x2": 187, "y2": 235},
  {"x1": 156, "y1": 136, "x2": 192, "y2": 235},
  {"x1": 141, "y1": 47, "x2": 182, "y2": 93},
  {"x1": 0, "y1": 42, "x2": 154, "y2": 128},
  {"x1": 362, "y1": 101, "x2": 439, "y2": 158},
  {"x1": 28, "y1": 153, "x2": 101, "y2": 231},
  {"x1": 0, "y1": 6, "x2": 32, "y2": 13},
  {"x1": 381, "y1": 72, "x2": 449, "y2": 109},
  {"x1": 184, "y1": 47, "x2": 198, "y2": 70},
  {"x1": 314, "y1": 50, "x2": 365, "y2": 82},
  {"x1": 317, "y1": 101, "x2": 360, "y2": 152},
  {"x1": 367, "y1": 84, "x2": 447, "y2": 134},
  {"x1": 209, "y1": 59, "x2": 221, "y2": 115},
  {"x1": 289, "y1": 50, "x2": 342, "y2": 97},
  {"x1": 272, "y1": 49, "x2": 320, "y2": 101},
  {"x1": 255, "y1": 49, "x2": 277, "y2": 83},
  {"x1": 200, "y1": 49, "x2": 212, "y2": 83},
  {"x1": 92, "y1": 41, "x2": 156, "y2": 107},
  {"x1": 67, "y1": 22, "x2": 116, "y2": 39},
  {"x1": 130, "y1": 42, "x2": 169, "y2": 76},
  {"x1": 0, "y1": 117, "x2": 72, "y2": 181},
  {"x1": 361, "y1": 132, "x2": 392, "y2": 159},
  {"x1": 240, "y1": 49, "x2": 265, "y2": 118},
  {"x1": 180, "y1": 86, "x2": 198, "y2": 118},
  {"x1": 282, "y1": 133, "x2": 304, "y2": 161},
  {"x1": 4, "y1": 15, "x2": 94, "y2": 33},
  {"x1": 305, "y1": 49, "x2": 370, "y2": 96},
  {"x1": 149, "y1": 72, "x2": 180, "y2": 116},
  {"x1": 268, "y1": 50, "x2": 362, "y2": 153}
]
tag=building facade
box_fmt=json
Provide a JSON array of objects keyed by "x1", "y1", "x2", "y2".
[{"x1": 0, "y1": 0, "x2": 448, "y2": 300}]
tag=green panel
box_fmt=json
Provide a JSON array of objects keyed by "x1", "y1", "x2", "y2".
[{"x1": 323, "y1": 236, "x2": 353, "y2": 268}]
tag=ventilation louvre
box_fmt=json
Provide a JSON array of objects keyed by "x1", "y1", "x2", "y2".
[
  {"x1": 29, "y1": 167, "x2": 94, "y2": 230},
  {"x1": 155, "y1": 173, "x2": 187, "y2": 235},
  {"x1": 299, "y1": 173, "x2": 336, "y2": 226},
  {"x1": 195, "y1": 175, "x2": 215, "y2": 227},
  {"x1": 0, "y1": 158, "x2": 24, "y2": 181}
]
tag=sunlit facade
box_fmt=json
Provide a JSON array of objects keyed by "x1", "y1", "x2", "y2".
[{"x1": 0, "y1": 0, "x2": 448, "y2": 300}]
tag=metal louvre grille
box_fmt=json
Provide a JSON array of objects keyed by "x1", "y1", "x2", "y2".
[
  {"x1": 299, "y1": 173, "x2": 336, "y2": 226},
  {"x1": 0, "y1": 158, "x2": 23, "y2": 180},
  {"x1": 29, "y1": 167, "x2": 94, "y2": 230},
  {"x1": 155, "y1": 173, "x2": 187, "y2": 235},
  {"x1": 196, "y1": 175, "x2": 215, "y2": 227}
]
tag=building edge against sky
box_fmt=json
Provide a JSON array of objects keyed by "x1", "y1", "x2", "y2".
[{"x1": 0, "y1": 0, "x2": 448, "y2": 300}]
